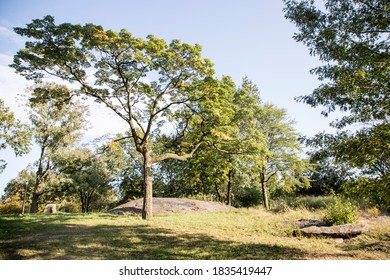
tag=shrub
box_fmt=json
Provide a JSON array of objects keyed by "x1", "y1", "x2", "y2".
[
  {"x1": 271, "y1": 200, "x2": 291, "y2": 213},
  {"x1": 365, "y1": 207, "x2": 380, "y2": 219},
  {"x1": 0, "y1": 194, "x2": 27, "y2": 214},
  {"x1": 0, "y1": 201, "x2": 23, "y2": 214},
  {"x1": 58, "y1": 201, "x2": 80, "y2": 213},
  {"x1": 323, "y1": 198, "x2": 358, "y2": 225},
  {"x1": 233, "y1": 187, "x2": 262, "y2": 208}
]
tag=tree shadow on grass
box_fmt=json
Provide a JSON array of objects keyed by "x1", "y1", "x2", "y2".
[{"x1": 0, "y1": 215, "x2": 304, "y2": 260}]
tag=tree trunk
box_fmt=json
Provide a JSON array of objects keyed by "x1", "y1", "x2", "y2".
[
  {"x1": 226, "y1": 169, "x2": 233, "y2": 206},
  {"x1": 30, "y1": 191, "x2": 42, "y2": 213},
  {"x1": 260, "y1": 173, "x2": 270, "y2": 210},
  {"x1": 214, "y1": 182, "x2": 222, "y2": 202},
  {"x1": 22, "y1": 183, "x2": 28, "y2": 215},
  {"x1": 30, "y1": 142, "x2": 48, "y2": 213},
  {"x1": 86, "y1": 191, "x2": 94, "y2": 213},
  {"x1": 80, "y1": 191, "x2": 86, "y2": 213},
  {"x1": 142, "y1": 152, "x2": 153, "y2": 220}
]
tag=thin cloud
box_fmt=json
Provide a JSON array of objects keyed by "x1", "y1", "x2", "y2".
[{"x1": 0, "y1": 26, "x2": 24, "y2": 44}]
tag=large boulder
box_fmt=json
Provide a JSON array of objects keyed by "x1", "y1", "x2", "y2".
[
  {"x1": 108, "y1": 197, "x2": 232, "y2": 215},
  {"x1": 44, "y1": 204, "x2": 57, "y2": 214}
]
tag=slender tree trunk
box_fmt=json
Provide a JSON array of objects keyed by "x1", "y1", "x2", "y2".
[
  {"x1": 260, "y1": 173, "x2": 270, "y2": 210},
  {"x1": 214, "y1": 182, "x2": 222, "y2": 202},
  {"x1": 22, "y1": 183, "x2": 28, "y2": 215},
  {"x1": 226, "y1": 169, "x2": 233, "y2": 206},
  {"x1": 30, "y1": 142, "x2": 48, "y2": 213},
  {"x1": 142, "y1": 152, "x2": 153, "y2": 220},
  {"x1": 86, "y1": 191, "x2": 94, "y2": 213},
  {"x1": 80, "y1": 191, "x2": 86, "y2": 213}
]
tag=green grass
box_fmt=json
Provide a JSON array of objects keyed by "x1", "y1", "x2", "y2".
[{"x1": 0, "y1": 208, "x2": 389, "y2": 260}]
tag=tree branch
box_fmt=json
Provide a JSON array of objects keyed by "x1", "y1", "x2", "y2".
[
  {"x1": 98, "y1": 135, "x2": 133, "y2": 154},
  {"x1": 151, "y1": 142, "x2": 203, "y2": 164}
]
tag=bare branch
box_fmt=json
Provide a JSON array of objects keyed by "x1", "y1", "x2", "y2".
[{"x1": 151, "y1": 141, "x2": 203, "y2": 164}]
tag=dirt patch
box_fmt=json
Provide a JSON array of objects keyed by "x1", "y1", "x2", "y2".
[{"x1": 108, "y1": 197, "x2": 232, "y2": 215}]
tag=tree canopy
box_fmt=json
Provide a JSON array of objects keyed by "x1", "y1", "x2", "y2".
[
  {"x1": 11, "y1": 15, "x2": 233, "y2": 219},
  {"x1": 283, "y1": 0, "x2": 389, "y2": 208},
  {"x1": 0, "y1": 99, "x2": 31, "y2": 173},
  {"x1": 284, "y1": 0, "x2": 389, "y2": 127},
  {"x1": 27, "y1": 83, "x2": 88, "y2": 212}
]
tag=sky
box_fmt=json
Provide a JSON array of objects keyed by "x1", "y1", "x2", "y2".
[{"x1": 0, "y1": 0, "x2": 337, "y2": 195}]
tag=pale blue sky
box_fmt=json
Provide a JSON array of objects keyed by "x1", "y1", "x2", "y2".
[{"x1": 0, "y1": 0, "x2": 336, "y2": 195}]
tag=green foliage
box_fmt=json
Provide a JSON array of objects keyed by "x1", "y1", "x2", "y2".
[
  {"x1": 284, "y1": 0, "x2": 389, "y2": 197},
  {"x1": 53, "y1": 147, "x2": 115, "y2": 213},
  {"x1": 28, "y1": 83, "x2": 87, "y2": 150},
  {"x1": 299, "y1": 152, "x2": 354, "y2": 196},
  {"x1": 0, "y1": 99, "x2": 31, "y2": 172},
  {"x1": 342, "y1": 177, "x2": 390, "y2": 211},
  {"x1": 233, "y1": 187, "x2": 262, "y2": 208},
  {"x1": 98, "y1": 134, "x2": 144, "y2": 203},
  {"x1": 323, "y1": 198, "x2": 358, "y2": 226},
  {"x1": 58, "y1": 200, "x2": 80, "y2": 213},
  {"x1": 25, "y1": 83, "x2": 89, "y2": 213},
  {"x1": 9, "y1": 16, "x2": 318, "y2": 217},
  {"x1": 12, "y1": 15, "x2": 234, "y2": 219},
  {"x1": 284, "y1": 0, "x2": 389, "y2": 127},
  {"x1": 255, "y1": 103, "x2": 312, "y2": 209},
  {"x1": 0, "y1": 194, "x2": 24, "y2": 214}
]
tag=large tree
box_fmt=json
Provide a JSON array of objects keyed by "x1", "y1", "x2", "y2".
[
  {"x1": 284, "y1": 0, "x2": 389, "y2": 125},
  {"x1": 283, "y1": 0, "x2": 389, "y2": 206},
  {"x1": 27, "y1": 83, "x2": 88, "y2": 213},
  {"x1": 53, "y1": 147, "x2": 113, "y2": 213},
  {"x1": 11, "y1": 16, "x2": 227, "y2": 219},
  {"x1": 283, "y1": 1, "x2": 389, "y2": 173},
  {"x1": 2, "y1": 165, "x2": 35, "y2": 213},
  {"x1": 0, "y1": 99, "x2": 31, "y2": 173},
  {"x1": 255, "y1": 104, "x2": 311, "y2": 210}
]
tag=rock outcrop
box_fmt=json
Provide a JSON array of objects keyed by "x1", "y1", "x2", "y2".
[
  {"x1": 292, "y1": 219, "x2": 367, "y2": 239},
  {"x1": 299, "y1": 223, "x2": 367, "y2": 239}
]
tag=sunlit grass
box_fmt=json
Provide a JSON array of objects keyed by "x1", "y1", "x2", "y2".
[{"x1": 0, "y1": 208, "x2": 388, "y2": 260}]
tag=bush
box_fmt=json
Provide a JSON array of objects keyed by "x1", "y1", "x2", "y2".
[
  {"x1": 233, "y1": 187, "x2": 262, "y2": 208},
  {"x1": 271, "y1": 200, "x2": 291, "y2": 213},
  {"x1": 0, "y1": 194, "x2": 27, "y2": 214},
  {"x1": 364, "y1": 207, "x2": 380, "y2": 219},
  {"x1": 0, "y1": 201, "x2": 23, "y2": 214},
  {"x1": 323, "y1": 198, "x2": 358, "y2": 225},
  {"x1": 58, "y1": 201, "x2": 80, "y2": 213}
]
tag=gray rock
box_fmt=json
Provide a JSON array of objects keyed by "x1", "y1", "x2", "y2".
[
  {"x1": 44, "y1": 204, "x2": 57, "y2": 214},
  {"x1": 299, "y1": 223, "x2": 367, "y2": 239}
]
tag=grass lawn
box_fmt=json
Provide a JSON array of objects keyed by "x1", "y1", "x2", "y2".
[{"x1": 0, "y1": 208, "x2": 389, "y2": 260}]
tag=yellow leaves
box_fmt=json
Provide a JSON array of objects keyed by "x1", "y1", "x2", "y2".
[
  {"x1": 211, "y1": 129, "x2": 233, "y2": 141},
  {"x1": 250, "y1": 118, "x2": 257, "y2": 126},
  {"x1": 357, "y1": 69, "x2": 366, "y2": 79},
  {"x1": 108, "y1": 141, "x2": 120, "y2": 152}
]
